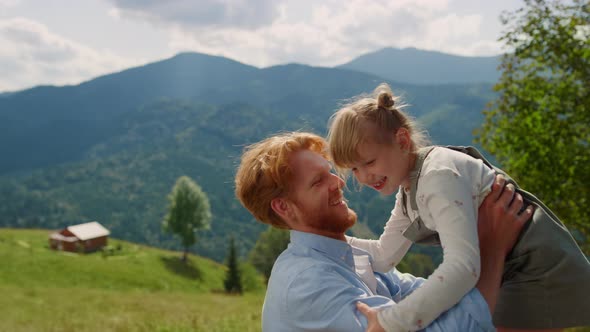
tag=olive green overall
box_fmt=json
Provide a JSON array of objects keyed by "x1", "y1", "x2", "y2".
[{"x1": 401, "y1": 146, "x2": 590, "y2": 329}]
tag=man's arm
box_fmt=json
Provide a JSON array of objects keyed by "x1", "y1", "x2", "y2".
[
  {"x1": 270, "y1": 266, "x2": 394, "y2": 332},
  {"x1": 475, "y1": 175, "x2": 532, "y2": 312}
]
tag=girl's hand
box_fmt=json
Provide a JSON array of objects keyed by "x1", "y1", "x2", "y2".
[{"x1": 356, "y1": 302, "x2": 386, "y2": 332}]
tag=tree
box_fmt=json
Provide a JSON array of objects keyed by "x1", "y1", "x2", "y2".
[
  {"x1": 224, "y1": 235, "x2": 243, "y2": 294},
  {"x1": 398, "y1": 253, "x2": 436, "y2": 278},
  {"x1": 476, "y1": 0, "x2": 590, "y2": 252},
  {"x1": 249, "y1": 226, "x2": 290, "y2": 283},
  {"x1": 162, "y1": 176, "x2": 211, "y2": 262}
]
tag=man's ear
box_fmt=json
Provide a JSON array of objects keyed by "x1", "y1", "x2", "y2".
[
  {"x1": 395, "y1": 128, "x2": 411, "y2": 151},
  {"x1": 271, "y1": 197, "x2": 292, "y2": 221}
]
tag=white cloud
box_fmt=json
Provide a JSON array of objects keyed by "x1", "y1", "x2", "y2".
[
  {"x1": 0, "y1": 0, "x2": 20, "y2": 7},
  {"x1": 159, "y1": 0, "x2": 501, "y2": 68},
  {"x1": 0, "y1": 17, "x2": 142, "y2": 91},
  {"x1": 0, "y1": 0, "x2": 510, "y2": 90},
  {"x1": 107, "y1": 0, "x2": 281, "y2": 29}
]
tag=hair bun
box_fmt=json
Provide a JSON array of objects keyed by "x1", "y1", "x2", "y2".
[{"x1": 377, "y1": 91, "x2": 395, "y2": 109}]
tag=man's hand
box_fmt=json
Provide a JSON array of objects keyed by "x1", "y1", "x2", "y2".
[
  {"x1": 478, "y1": 174, "x2": 533, "y2": 258},
  {"x1": 356, "y1": 302, "x2": 386, "y2": 332},
  {"x1": 476, "y1": 174, "x2": 533, "y2": 313}
]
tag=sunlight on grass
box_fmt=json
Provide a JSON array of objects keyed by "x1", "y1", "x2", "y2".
[
  {"x1": 1, "y1": 286, "x2": 263, "y2": 331},
  {"x1": 0, "y1": 228, "x2": 265, "y2": 331},
  {"x1": 2, "y1": 228, "x2": 586, "y2": 331}
]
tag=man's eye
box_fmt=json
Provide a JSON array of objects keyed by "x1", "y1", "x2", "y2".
[
  {"x1": 351, "y1": 167, "x2": 358, "y2": 172},
  {"x1": 366, "y1": 160, "x2": 375, "y2": 166}
]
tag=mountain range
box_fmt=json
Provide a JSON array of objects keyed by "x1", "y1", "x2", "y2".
[
  {"x1": 0, "y1": 48, "x2": 498, "y2": 261},
  {"x1": 338, "y1": 47, "x2": 500, "y2": 84}
]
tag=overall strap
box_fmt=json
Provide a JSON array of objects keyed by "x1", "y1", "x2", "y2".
[
  {"x1": 442, "y1": 145, "x2": 495, "y2": 170},
  {"x1": 442, "y1": 145, "x2": 517, "y2": 185},
  {"x1": 400, "y1": 146, "x2": 440, "y2": 246},
  {"x1": 402, "y1": 146, "x2": 436, "y2": 216},
  {"x1": 442, "y1": 145, "x2": 533, "y2": 216}
]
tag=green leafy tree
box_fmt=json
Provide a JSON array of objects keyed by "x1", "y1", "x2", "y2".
[
  {"x1": 162, "y1": 176, "x2": 212, "y2": 262},
  {"x1": 398, "y1": 253, "x2": 436, "y2": 278},
  {"x1": 476, "y1": 0, "x2": 590, "y2": 251},
  {"x1": 249, "y1": 226, "x2": 290, "y2": 282},
  {"x1": 224, "y1": 235, "x2": 243, "y2": 294}
]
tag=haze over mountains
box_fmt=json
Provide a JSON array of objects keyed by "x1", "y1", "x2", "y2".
[
  {"x1": 338, "y1": 47, "x2": 501, "y2": 85},
  {"x1": 0, "y1": 48, "x2": 498, "y2": 260}
]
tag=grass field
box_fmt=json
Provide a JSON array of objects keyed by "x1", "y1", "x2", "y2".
[
  {"x1": 0, "y1": 228, "x2": 265, "y2": 331},
  {"x1": 1, "y1": 286, "x2": 263, "y2": 331},
  {"x1": 2, "y1": 228, "x2": 588, "y2": 331}
]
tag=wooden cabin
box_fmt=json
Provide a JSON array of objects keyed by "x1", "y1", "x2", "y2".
[{"x1": 49, "y1": 221, "x2": 110, "y2": 253}]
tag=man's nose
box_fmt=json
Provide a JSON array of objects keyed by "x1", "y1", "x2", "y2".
[{"x1": 329, "y1": 173, "x2": 344, "y2": 191}]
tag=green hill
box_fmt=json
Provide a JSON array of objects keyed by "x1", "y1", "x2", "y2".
[
  {"x1": 0, "y1": 52, "x2": 496, "y2": 261},
  {"x1": 5, "y1": 228, "x2": 587, "y2": 331},
  {"x1": 0, "y1": 228, "x2": 264, "y2": 331}
]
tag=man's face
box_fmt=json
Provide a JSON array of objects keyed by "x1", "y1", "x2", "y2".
[{"x1": 286, "y1": 149, "x2": 357, "y2": 238}]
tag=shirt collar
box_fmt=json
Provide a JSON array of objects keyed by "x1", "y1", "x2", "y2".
[{"x1": 289, "y1": 230, "x2": 355, "y2": 268}]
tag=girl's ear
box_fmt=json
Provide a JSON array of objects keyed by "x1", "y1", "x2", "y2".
[{"x1": 395, "y1": 128, "x2": 411, "y2": 151}]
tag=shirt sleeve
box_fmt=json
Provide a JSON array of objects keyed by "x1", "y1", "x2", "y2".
[
  {"x1": 278, "y1": 265, "x2": 492, "y2": 332},
  {"x1": 282, "y1": 267, "x2": 394, "y2": 331},
  {"x1": 424, "y1": 289, "x2": 495, "y2": 332},
  {"x1": 377, "y1": 168, "x2": 482, "y2": 332},
  {"x1": 347, "y1": 190, "x2": 413, "y2": 273}
]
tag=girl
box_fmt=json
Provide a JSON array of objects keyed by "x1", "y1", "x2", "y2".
[{"x1": 327, "y1": 83, "x2": 590, "y2": 331}]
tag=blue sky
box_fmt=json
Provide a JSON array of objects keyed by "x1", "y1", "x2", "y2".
[{"x1": 0, "y1": 0, "x2": 522, "y2": 92}]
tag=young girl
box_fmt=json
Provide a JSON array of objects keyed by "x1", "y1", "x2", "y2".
[{"x1": 327, "y1": 83, "x2": 590, "y2": 331}]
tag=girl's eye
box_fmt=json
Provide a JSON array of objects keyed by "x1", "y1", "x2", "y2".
[
  {"x1": 366, "y1": 160, "x2": 375, "y2": 166},
  {"x1": 351, "y1": 167, "x2": 358, "y2": 172}
]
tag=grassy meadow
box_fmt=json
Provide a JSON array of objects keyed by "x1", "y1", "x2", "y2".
[
  {"x1": 0, "y1": 228, "x2": 265, "y2": 331},
  {"x1": 2, "y1": 228, "x2": 588, "y2": 332}
]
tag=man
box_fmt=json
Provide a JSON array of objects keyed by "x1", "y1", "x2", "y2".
[{"x1": 235, "y1": 132, "x2": 528, "y2": 332}]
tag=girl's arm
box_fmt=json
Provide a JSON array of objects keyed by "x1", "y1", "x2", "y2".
[
  {"x1": 347, "y1": 190, "x2": 413, "y2": 273},
  {"x1": 377, "y1": 168, "x2": 481, "y2": 331}
]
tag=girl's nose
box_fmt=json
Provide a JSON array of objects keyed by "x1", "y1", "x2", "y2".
[{"x1": 355, "y1": 167, "x2": 368, "y2": 185}]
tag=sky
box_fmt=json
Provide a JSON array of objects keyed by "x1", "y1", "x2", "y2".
[{"x1": 0, "y1": 0, "x2": 523, "y2": 92}]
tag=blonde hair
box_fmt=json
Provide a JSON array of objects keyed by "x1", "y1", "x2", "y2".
[
  {"x1": 327, "y1": 83, "x2": 428, "y2": 175},
  {"x1": 235, "y1": 132, "x2": 328, "y2": 229}
]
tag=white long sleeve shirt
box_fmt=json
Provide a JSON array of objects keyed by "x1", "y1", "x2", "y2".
[{"x1": 348, "y1": 146, "x2": 496, "y2": 332}]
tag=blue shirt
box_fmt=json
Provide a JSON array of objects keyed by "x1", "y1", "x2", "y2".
[{"x1": 262, "y1": 230, "x2": 494, "y2": 332}]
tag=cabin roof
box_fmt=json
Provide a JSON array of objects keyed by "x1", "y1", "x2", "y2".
[{"x1": 66, "y1": 221, "x2": 110, "y2": 241}]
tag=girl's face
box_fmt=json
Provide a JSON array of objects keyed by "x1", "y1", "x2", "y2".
[{"x1": 350, "y1": 129, "x2": 413, "y2": 196}]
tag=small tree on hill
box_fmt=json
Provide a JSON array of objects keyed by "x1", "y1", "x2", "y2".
[
  {"x1": 162, "y1": 176, "x2": 211, "y2": 262},
  {"x1": 224, "y1": 235, "x2": 243, "y2": 294},
  {"x1": 249, "y1": 226, "x2": 290, "y2": 283}
]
